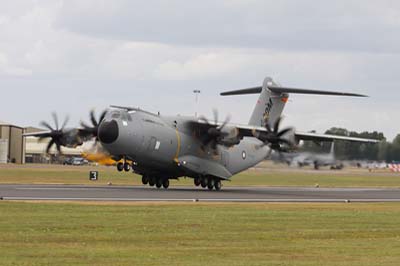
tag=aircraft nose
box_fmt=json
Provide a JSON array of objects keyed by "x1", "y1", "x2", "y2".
[{"x1": 98, "y1": 120, "x2": 119, "y2": 144}]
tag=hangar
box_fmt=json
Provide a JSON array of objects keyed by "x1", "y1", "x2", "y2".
[{"x1": 0, "y1": 121, "x2": 25, "y2": 164}]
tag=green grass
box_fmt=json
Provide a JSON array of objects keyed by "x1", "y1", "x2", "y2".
[
  {"x1": 1, "y1": 201, "x2": 400, "y2": 265},
  {"x1": 1, "y1": 163, "x2": 400, "y2": 187}
]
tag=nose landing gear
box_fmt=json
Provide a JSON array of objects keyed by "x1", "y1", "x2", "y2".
[{"x1": 116, "y1": 157, "x2": 131, "y2": 172}]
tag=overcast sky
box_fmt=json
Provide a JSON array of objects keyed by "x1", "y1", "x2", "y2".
[{"x1": 1, "y1": 0, "x2": 399, "y2": 140}]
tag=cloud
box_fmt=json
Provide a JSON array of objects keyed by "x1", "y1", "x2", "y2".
[
  {"x1": 56, "y1": 0, "x2": 400, "y2": 53},
  {"x1": 0, "y1": 0, "x2": 399, "y2": 141}
]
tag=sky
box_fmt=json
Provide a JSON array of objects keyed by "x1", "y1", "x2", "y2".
[{"x1": 0, "y1": 0, "x2": 399, "y2": 140}]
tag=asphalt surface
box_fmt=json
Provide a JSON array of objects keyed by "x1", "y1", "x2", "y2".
[{"x1": 1, "y1": 184, "x2": 400, "y2": 202}]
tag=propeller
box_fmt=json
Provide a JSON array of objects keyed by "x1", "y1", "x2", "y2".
[
  {"x1": 80, "y1": 109, "x2": 107, "y2": 141},
  {"x1": 39, "y1": 112, "x2": 69, "y2": 154},
  {"x1": 253, "y1": 116, "x2": 295, "y2": 152},
  {"x1": 199, "y1": 109, "x2": 231, "y2": 151}
]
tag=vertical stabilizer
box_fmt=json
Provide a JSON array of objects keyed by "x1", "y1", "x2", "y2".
[
  {"x1": 329, "y1": 142, "x2": 335, "y2": 155},
  {"x1": 248, "y1": 77, "x2": 289, "y2": 127}
]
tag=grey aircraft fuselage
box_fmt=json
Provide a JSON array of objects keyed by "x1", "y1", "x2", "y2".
[{"x1": 99, "y1": 109, "x2": 269, "y2": 181}]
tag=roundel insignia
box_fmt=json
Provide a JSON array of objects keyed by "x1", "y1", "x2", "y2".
[{"x1": 242, "y1": 151, "x2": 246, "y2": 160}]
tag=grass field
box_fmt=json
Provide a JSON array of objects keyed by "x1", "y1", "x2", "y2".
[
  {"x1": 1, "y1": 162, "x2": 400, "y2": 187},
  {"x1": 1, "y1": 201, "x2": 400, "y2": 266}
]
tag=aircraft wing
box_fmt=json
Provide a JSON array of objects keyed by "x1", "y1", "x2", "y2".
[
  {"x1": 293, "y1": 131, "x2": 379, "y2": 143},
  {"x1": 189, "y1": 119, "x2": 379, "y2": 144},
  {"x1": 23, "y1": 131, "x2": 53, "y2": 138}
]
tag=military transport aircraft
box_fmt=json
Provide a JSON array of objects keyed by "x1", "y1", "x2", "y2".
[
  {"x1": 270, "y1": 142, "x2": 343, "y2": 170},
  {"x1": 25, "y1": 77, "x2": 378, "y2": 190}
]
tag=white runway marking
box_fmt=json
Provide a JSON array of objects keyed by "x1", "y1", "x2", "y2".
[
  {"x1": 3, "y1": 197, "x2": 400, "y2": 202},
  {"x1": 16, "y1": 187, "x2": 103, "y2": 191}
]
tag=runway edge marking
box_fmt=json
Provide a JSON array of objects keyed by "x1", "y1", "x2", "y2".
[{"x1": 3, "y1": 197, "x2": 400, "y2": 203}]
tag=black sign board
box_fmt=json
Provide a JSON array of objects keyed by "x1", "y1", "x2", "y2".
[{"x1": 89, "y1": 171, "x2": 98, "y2": 181}]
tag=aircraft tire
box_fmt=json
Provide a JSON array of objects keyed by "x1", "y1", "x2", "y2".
[
  {"x1": 117, "y1": 162, "x2": 124, "y2": 172},
  {"x1": 214, "y1": 180, "x2": 222, "y2": 191},
  {"x1": 149, "y1": 177, "x2": 155, "y2": 187},
  {"x1": 194, "y1": 177, "x2": 201, "y2": 187},
  {"x1": 142, "y1": 175, "x2": 149, "y2": 185},
  {"x1": 207, "y1": 178, "x2": 214, "y2": 190},
  {"x1": 200, "y1": 178, "x2": 207, "y2": 188},
  {"x1": 123, "y1": 163, "x2": 131, "y2": 172},
  {"x1": 156, "y1": 179, "x2": 162, "y2": 189},
  {"x1": 162, "y1": 179, "x2": 170, "y2": 189}
]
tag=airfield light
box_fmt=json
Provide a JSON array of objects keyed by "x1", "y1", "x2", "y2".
[{"x1": 193, "y1": 89, "x2": 201, "y2": 117}]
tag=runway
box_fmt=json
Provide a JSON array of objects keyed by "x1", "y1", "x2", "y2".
[{"x1": 1, "y1": 184, "x2": 400, "y2": 202}]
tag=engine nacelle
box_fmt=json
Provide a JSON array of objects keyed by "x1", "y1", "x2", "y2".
[{"x1": 219, "y1": 126, "x2": 241, "y2": 147}]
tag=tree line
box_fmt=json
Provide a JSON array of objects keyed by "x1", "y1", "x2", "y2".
[{"x1": 300, "y1": 127, "x2": 400, "y2": 162}]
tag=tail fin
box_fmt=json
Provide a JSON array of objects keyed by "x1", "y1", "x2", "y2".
[
  {"x1": 248, "y1": 77, "x2": 288, "y2": 127},
  {"x1": 220, "y1": 77, "x2": 289, "y2": 127},
  {"x1": 329, "y1": 142, "x2": 335, "y2": 155},
  {"x1": 220, "y1": 76, "x2": 368, "y2": 127}
]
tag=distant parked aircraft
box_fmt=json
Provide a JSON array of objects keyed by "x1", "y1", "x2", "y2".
[{"x1": 271, "y1": 142, "x2": 343, "y2": 170}]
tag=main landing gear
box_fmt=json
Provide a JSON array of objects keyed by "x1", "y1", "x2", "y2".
[
  {"x1": 117, "y1": 158, "x2": 131, "y2": 172},
  {"x1": 141, "y1": 174, "x2": 169, "y2": 189},
  {"x1": 194, "y1": 176, "x2": 222, "y2": 191}
]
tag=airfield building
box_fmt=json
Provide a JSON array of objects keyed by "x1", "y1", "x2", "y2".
[{"x1": 0, "y1": 121, "x2": 25, "y2": 164}]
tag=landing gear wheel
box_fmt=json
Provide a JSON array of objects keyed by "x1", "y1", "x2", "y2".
[
  {"x1": 194, "y1": 177, "x2": 201, "y2": 187},
  {"x1": 124, "y1": 163, "x2": 131, "y2": 172},
  {"x1": 156, "y1": 179, "x2": 162, "y2": 189},
  {"x1": 162, "y1": 179, "x2": 170, "y2": 189},
  {"x1": 214, "y1": 180, "x2": 222, "y2": 191},
  {"x1": 200, "y1": 178, "x2": 208, "y2": 188},
  {"x1": 207, "y1": 178, "x2": 215, "y2": 190},
  {"x1": 149, "y1": 177, "x2": 155, "y2": 187},
  {"x1": 142, "y1": 175, "x2": 149, "y2": 185},
  {"x1": 117, "y1": 162, "x2": 124, "y2": 172}
]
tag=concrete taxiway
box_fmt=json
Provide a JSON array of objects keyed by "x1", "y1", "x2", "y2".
[{"x1": 0, "y1": 184, "x2": 400, "y2": 202}]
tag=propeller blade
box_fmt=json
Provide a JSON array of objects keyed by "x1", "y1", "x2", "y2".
[
  {"x1": 80, "y1": 121, "x2": 92, "y2": 130},
  {"x1": 46, "y1": 139, "x2": 55, "y2": 154},
  {"x1": 277, "y1": 127, "x2": 294, "y2": 138},
  {"x1": 199, "y1": 115, "x2": 210, "y2": 124},
  {"x1": 61, "y1": 115, "x2": 70, "y2": 130},
  {"x1": 99, "y1": 110, "x2": 107, "y2": 123},
  {"x1": 52, "y1": 112, "x2": 59, "y2": 130},
  {"x1": 90, "y1": 110, "x2": 98, "y2": 127},
  {"x1": 40, "y1": 121, "x2": 54, "y2": 131},
  {"x1": 55, "y1": 142, "x2": 62, "y2": 154},
  {"x1": 219, "y1": 114, "x2": 231, "y2": 130},
  {"x1": 212, "y1": 109, "x2": 218, "y2": 125},
  {"x1": 273, "y1": 116, "x2": 283, "y2": 134}
]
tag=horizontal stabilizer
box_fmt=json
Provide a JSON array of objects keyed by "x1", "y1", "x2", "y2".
[
  {"x1": 220, "y1": 86, "x2": 367, "y2": 97},
  {"x1": 220, "y1": 87, "x2": 262, "y2": 96},
  {"x1": 268, "y1": 86, "x2": 367, "y2": 97}
]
